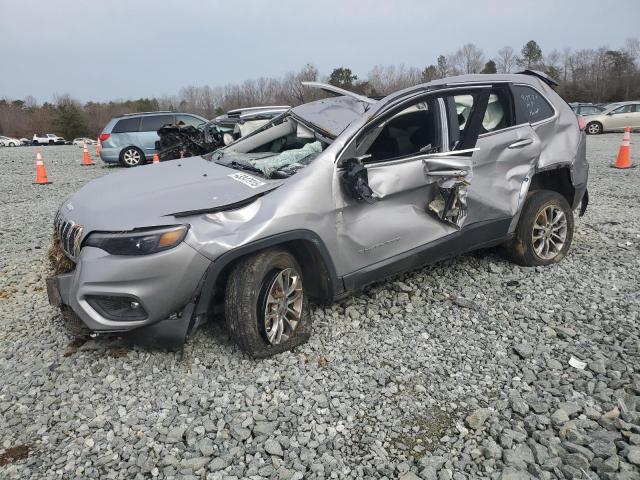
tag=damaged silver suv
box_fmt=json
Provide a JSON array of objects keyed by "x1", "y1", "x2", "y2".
[{"x1": 47, "y1": 71, "x2": 588, "y2": 357}]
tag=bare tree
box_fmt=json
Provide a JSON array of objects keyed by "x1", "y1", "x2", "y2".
[
  {"x1": 495, "y1": 46, "x2": 517, "y2": 73},
  {"x1": 452, "y1": 44, "x2": 485, "y2": 74}
]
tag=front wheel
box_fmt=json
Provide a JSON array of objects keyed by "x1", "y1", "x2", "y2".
[
  {"x1": 119, "y1": 147, "x2": 144, "y2": 167},
  {"x1": 225, "y1": 249, "x2": 312, "y2": 358},
  {"x1": 506, "y1": 190, "x2": 574, "y2": 267},
  {"x1": 586, "y1": 122, "x2": 602, "y2": 135}
]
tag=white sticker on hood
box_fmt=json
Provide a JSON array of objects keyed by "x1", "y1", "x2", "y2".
[{"x1": 228, "y1": 172, "x2": 266, "y2": 189}]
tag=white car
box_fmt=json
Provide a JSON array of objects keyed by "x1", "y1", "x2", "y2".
[
  {"x1": 33, "y1": 133, "x2": 65, "y2": 145},
  {"x1": 72, "y1": 137, "x2": 96, "y2": 147},
  {"x1": 0, "y1": 135, "x2": 21, "y2": 147},
  {"x1": 584, "y1": 101, "x2": 640, "y2": 134}
]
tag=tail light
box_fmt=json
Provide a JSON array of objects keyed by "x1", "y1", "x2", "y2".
[
  {"x1": 99, "y1": 133, "x2": 111, "y2": 142},
  {"x1": 576, "y1": 115, "x2": 586, "y2": 131}
]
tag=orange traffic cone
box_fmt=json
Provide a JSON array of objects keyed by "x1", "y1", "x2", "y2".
[
  {"x1": 82, "y1": 143, "x2": 93, "y2": 166},
  {"x1": 34, "y1": 149, "x2": 51, "y2": 185},
  {"x1": 96, "y1": 137, "x2": 101, "y2": 156},
  {"x1": 612, "y1": 127, "x2": 634, "y2": 169},
  {"x1": 153, "y1": 152, "x2": 160, "y2": 164}
]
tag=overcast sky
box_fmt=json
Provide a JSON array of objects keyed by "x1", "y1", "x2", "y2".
[{"x1": 1, "y1": 0, "x2": 638, "y2": 102}]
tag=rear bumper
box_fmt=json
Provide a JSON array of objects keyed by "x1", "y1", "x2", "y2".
[
  {"x1": 99, "y1": 147, "x2": 120, "y2": 164},
  {"x1": 572, "y1": 182, "x2": 588, "y2": 215},
  {"x1": 47, "y1": 243, "x2": 211, "y2": 342}
]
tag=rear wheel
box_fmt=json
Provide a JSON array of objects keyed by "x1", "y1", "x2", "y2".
[
  {"x1": 586, "y1": 122, "x2": 602, "y2": 135},
  {"x1": 225, "y1": 249, "x2": 312, "y2": 358},
  {"x1": 506, "y1": 190, "x2": 574, "y2": 267},
  {"x1": 119, "y1": 147, "x2": 144, "y2": 167}
]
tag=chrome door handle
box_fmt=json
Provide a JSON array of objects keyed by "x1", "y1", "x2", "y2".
[{"x1": 508, "y1": 138, "x2": 534, "y2": 149}]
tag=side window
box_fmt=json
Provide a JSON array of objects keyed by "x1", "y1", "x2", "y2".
[
  {"x1": 176, "y1": 115, "x2": 207, "y2": 127},
  {"x1": 512, "y1": 85, "x2": 555, "y2": 124},
  {"x1": 356, "y1": 98, "x2": 441, "y2": 163},
  {"x1": 453, "y1": 87, "x2": 513, "y2": 135},
  {"x1": 112, "y1": 117, "x2": 141, "y2": 133},
  {"x1": 139, "y1": 115, "x2": 174, "y2": 132},
  {"x1": 612, "y1": 105, "x2": 632, "y2": 114}
]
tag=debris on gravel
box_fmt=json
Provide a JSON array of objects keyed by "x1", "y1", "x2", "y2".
[{"x1": 1, "y1": 138, "x2": 639, "y2": 479}]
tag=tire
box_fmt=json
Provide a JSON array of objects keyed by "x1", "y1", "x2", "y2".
[
  {"x1": 586, "y1": 122, "x2": 602, "y2": 135},
  {"x1": 33, "y1": 140, "x2": 39, "y2": 146},
  {"x1": 119, "y1": 147, "x2": 144, "y2": 167},
  {"x1": 225, "y1": 249, "x2": 312, "y2": 358},
  {"x1": 8, "y1": 142, "x2": 16, "y2": 147},
  {"x1": 506, "y1": 190, "x2": 574, "y2": 267}
]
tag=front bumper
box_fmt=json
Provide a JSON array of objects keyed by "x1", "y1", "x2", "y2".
[{"x1": 47, "y1": 242, "x2": 211, "y2": 336}]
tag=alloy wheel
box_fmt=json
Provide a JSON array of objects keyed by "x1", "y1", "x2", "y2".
[
  {"x1": 123, "y1": 149, "x2": 141, "y2": 166},
  {"x1": 587, "y1": 123, "x2": 600, "y2": 134},
  {"x1": 532, "y1": 205, "x2": 568, "y2": 260},
  {"x1": 262, "y1": 268, "x2": 303, "y2": 345}
]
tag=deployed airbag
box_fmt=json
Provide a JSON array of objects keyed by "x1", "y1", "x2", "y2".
[{"x1": 250, "y1": 141, "x2": 323, "y2": 177}]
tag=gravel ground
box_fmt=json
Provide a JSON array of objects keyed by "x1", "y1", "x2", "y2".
[{"x1": 0, "y1": 138, "x2": 639, "y2": 480}]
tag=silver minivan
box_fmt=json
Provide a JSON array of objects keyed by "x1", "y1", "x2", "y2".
[{"x1": 99, "y1": 112, "x2": 208, "y2": 167}]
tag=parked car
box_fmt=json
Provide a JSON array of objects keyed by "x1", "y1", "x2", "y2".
[
  {"x1": 47, "y1": 71, "x2": 588, "y2": 357},
  {"x1": 568, "y1": 102, "x2": 605, "y2": 116},
  {"x1": 98, "y1": 112, "x2": 208, "y2": 167},
  {"x1": 20, "y1": 138, "x2": 33, "y2": 146},
  {"x1": 584, "y1": 101, "x2": 640, "y2": 134},
  {"x1": 33, "y1": 133, "x2": 66, "y2": 145},
  {"x1": 0, "y1": 135, "x2": 21, "y2": 147},
  {"x1": 73, "y1": 137, "x2": 97, "y2": 146},
  {"x1": 156, "y1": 106, "x2": 290, "y2": 161}
]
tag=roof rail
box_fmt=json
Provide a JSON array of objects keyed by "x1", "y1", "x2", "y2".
[
  {"x1": 121, "y1": 111, "x2": 174, "y2": 116},
  {"x1": 301, "y1": 82, "x2": 377, "y2": 105},
  {"x1": 226, "y1": 106, "x2": 290, "y2": 116},
  {"x1": 517, "y1": 70, "x2": 559, "y2": 88}
]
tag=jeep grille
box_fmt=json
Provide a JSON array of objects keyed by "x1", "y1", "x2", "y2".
[{"x1": 54, "y1": 211, "x2": 84, "y2": 259}]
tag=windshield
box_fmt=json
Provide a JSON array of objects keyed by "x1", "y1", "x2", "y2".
[{"x1": 211, "y1": 115, "x2": 329, "y2": 179}]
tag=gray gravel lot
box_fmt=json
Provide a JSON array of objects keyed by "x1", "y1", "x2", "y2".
[{"x1": 0, "y1": 137, "x2": 639, "y2": 480}]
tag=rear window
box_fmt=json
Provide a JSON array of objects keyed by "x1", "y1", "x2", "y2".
[
  {"x1": 112, "y1": 117, "x2": 141, "y2": 133},
  {"x1": 139, "y1": 115, "x2": 174, "y2": 132},
  {"x1": 512, "y1": 85, "x2": 555, "y2": 124}
]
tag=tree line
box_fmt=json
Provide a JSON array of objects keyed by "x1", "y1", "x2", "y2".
[{"x1": 1, "y1": 38, "x2": 638, "y2": 139}]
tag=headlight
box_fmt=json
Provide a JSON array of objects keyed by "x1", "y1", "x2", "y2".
[{"x1": 84, "y1": 225, "x2": 188, "y2": 255}]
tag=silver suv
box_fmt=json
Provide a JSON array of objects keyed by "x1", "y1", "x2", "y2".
[{"x1": 47, "y1": 71, "x2": 589, "y2": 357}]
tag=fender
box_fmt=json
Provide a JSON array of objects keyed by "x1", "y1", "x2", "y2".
[{"x1": 192, "y1": 229, "x2": 342, "y2": 320}]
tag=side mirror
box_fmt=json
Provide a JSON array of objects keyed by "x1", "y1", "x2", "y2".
[{"x1": 607, "y1": 112, "x2": 614, "y2": 116}]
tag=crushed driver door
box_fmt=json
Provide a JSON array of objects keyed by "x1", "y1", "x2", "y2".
[{"x1": 335, "y1": 87, "x2": 491, "y2": 276}]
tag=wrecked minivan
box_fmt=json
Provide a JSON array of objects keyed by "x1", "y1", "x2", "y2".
[
  {"x1": 156, "y1": 106, "x2": 290, "y2": 161},
  {"x1": 47, "y1": 71, "x2": 588, "y2": 357}
]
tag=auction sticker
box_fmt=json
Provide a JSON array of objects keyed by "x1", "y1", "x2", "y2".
[{"x1": 228, "y1": 172, "x2": 266, "y2": 189}]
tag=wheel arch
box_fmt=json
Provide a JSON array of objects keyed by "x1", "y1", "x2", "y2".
[
  {"x1": 529, "y1": 165, "x2": 575, "y2": 207},
  {"x1": 193, "y1": 230, "x2": 341, "y2": 320},
  {"x1": 509, "y1": 164, "x2": 579, "y2": 234}
]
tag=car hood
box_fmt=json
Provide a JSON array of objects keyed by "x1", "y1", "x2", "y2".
[{"x1": 61, "y1": 156, "x2": 282, "y2": 232}]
